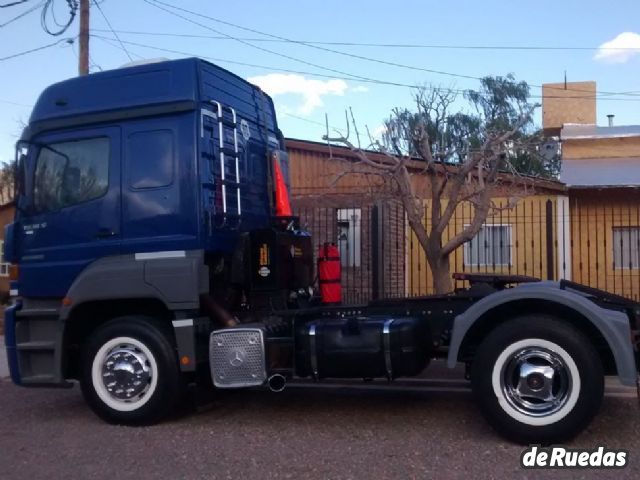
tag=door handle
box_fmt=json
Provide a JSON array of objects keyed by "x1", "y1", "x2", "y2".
[{"x1": 95, "y1": 228, "x2": 117, "y2": 239}]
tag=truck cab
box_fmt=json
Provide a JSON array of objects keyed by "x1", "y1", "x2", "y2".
[
  {"x1": 10, "y1": 58, "x2": 283, "y2": 294},
  {"x1": 4, "y1": 57, "x2": 311, "y2": 398}
]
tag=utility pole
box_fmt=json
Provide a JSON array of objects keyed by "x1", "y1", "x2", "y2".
[{"x1": 78, "y1": 0, "x2": 90, "y2": 75}]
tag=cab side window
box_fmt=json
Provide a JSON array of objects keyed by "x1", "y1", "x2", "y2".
[
  {"x1": 34, "y1": 137, "x2": 110, "y2": 212},
  {"x1": 127, "y1": 129, "x2": 174, "y2": 189}
]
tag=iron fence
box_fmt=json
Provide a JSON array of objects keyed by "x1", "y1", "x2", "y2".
[{"x1": 294, "y1": 191, "x2": 640, "y2": 305}]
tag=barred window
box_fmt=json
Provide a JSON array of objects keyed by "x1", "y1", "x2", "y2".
[
  {"x1": 464, "y1": 225, "x2": 512, "y2": 267},
  {"x1": 337, "y1": 208, "x2": 361, "y2": 267},
  {"x1": 612, "y1": 227, "x2": 640, "y2": 269},
  {"x1": 0, "y1": 240, "x2": 8, "y2": 277}
]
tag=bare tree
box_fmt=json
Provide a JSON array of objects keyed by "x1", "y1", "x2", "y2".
[
  {"x1": 324, "y1": 75, "x2": 541, "y2": 294},
  {"x1": 0, "y1": 161, "x2": 15, "y2": 206}
]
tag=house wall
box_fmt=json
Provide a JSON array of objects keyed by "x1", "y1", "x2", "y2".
[
  {"x1": 286, "y1": 139, "x2": 565, "y2": 198},
  {"x1": 542, "y1": 81, "x2": 597, "y2": 133},
  {"x1": 562, "y1": 136, "x2": 640, "y2": 160},
  {"x1": 0, "y1": 204, "x2": 14, "y2": 299},
  {"x1": 408, "y1": 195, "x2": 564, "y2": 296},
  {"x1": 379, "y1": 200, "x2": 406, "y2": 298},
  {"x1": 287, "y1": 142, "x2": 388, "y2": 197},
  {"x1": 569, "y1": 189, "x2": 640, "y2": 301}
]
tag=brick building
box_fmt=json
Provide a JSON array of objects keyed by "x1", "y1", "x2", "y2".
[
  {"x1": 0, "y1": 202, "x2": 14, "y2": 302},
  {"x1": 544, "y1": 82, "x2": 640, "y2": 300},
  {"x1": 286, "y1": 139, "x2": 406, "y2": 302}
]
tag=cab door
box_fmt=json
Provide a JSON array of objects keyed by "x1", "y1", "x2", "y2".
[{"x1": 17, "y1": 127, "x2": 121, "y2": 298}]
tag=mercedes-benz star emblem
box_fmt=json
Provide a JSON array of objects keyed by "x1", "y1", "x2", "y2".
[{"x1": 229, "y1": 349, "x2": 246, "y2": 367}]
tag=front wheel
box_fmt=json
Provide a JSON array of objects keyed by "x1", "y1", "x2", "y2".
[
  {"x1": 80, "y1": 316, "x2": 184, "y2": 425},
  {"x1": 471, "y1": 315, "x2": 604, "y2": 444}
]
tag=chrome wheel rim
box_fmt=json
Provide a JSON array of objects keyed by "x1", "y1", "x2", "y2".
[
  {"x1": 500, "y1": 346, "x2": 572, "y2": 418},
  {"x1": 91, "y1": 337, "x2": 158, "y2": 412},
  {"x1": 102, "y1": 344, "x2": 152, "y2": 401}
]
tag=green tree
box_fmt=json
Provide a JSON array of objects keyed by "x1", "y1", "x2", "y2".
[{"x1": 384, "y1": 75, "x2": 558, "y2": 177}]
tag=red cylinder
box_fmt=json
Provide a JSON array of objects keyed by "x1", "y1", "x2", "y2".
[{"x1": 318, "y1": 243, "x2": 342, "y2": 304}]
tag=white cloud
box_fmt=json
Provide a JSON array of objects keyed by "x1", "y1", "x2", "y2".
[
  {"x1": 247, "y1": 73, "x2": 348, "y2": 115},
  {"x1": 351, "y1": 85, "x2": 369, "y2": 93},
  {"x1": 372, "y1": 124, "x2": 387, "y2": 139},
  {"x1": 594, "y1": 32, "x2": 640, "y2": 63}
]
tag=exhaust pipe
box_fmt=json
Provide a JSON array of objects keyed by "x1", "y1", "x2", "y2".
[{"x1": 268, "y1": 374, "x2": 286, "y2": 392}]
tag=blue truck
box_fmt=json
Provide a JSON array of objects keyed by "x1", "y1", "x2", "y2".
[{"x1": 3, "y1": 58, "x2": 639, "y2": 444}]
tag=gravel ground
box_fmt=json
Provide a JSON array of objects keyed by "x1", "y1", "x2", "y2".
[{"x1": 0, "y1": 377, "x2": 638, "y2": 480}]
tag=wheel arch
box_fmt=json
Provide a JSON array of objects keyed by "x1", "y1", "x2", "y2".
[
  {"x1": 447, "y1": 284, "x2": 638, "y2": 386},
  {"x1": 62, "y1": 298, "x2": 174, "y2": 379},
  {"x1": 58, "y1": 250, "x2": 208, "y2": 379}
]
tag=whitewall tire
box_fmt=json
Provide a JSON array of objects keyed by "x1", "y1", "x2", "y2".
[
  {"x1": 81, "y1": 316, "x2": 184, "y2": 425},
  {"x1": 90, "y1": 336, "x2": 159, "y2": 412},
  {"x1": 471, "y1": 315, "x2": 604, "y2": 444}
]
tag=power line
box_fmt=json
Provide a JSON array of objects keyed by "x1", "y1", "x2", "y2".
[
  {"x1": 70, "y1": 34, "x2": 102, "y2": 72},
  {"x1": 91, "y1": 34, "x2": 640, "y2": 103},
  {"x1": 0, "y1": 0, "x2": 29, "y2": 7},
  {"x1": 0, "y1": 37, "x2": 72, "y2": 61},
  {"x1": 0, "y1": 99, "x2": 33, "y2": 107},
  {"x1": 90, "y1": 34, "x2": 544, "y2": 99},
  {"x1": 141, "y1": 0, "x2": 397, "y2": 86},
  {"x1": 50, "y1": 0, "x2": 79, "y2": 26},
  {"x1": 90, "y1": 33, "x2": 447, "y2": 90},
  {"x1": 93, "y1": 34, "x2": 144, "y2": 60},
  {"x1": 282, "y1": 112, "x2": 347, "y2": 134},
  {"x1": 90, "y1": 28, "x2": 640, "y2": 51},
  {"x1": 0, "y1": 0, "x2": 44, "y2": 28},
  {"x1": 282, "y1": 112, "x2": 326, "y2": 126},
  {"x1": 146, "y1": 0, "x2": 640, "y2": 99},
  {"x1": 88, "y1": 50, "x2": 102, "y2": 71},
  {"x1": 40, "y1": 0, "x2": 78, "y2": 36},
  {"x1": 145, "y1": 0, "x2": 481, "y2": 83},
  {"x1": 92, "y1": 0, "x2": 132, "y2": 62}
]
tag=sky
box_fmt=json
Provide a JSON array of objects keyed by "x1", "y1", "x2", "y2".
[{"x1": 1, "y1": 0, "x2": 639, "y2": 163}]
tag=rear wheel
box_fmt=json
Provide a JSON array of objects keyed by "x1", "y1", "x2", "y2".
[
  {"x1": 80, "y1": 316, "x2": 184, "y2": 425},
  {"x1": 471, "y1": 315, "x2": 604, "y2": 444}
]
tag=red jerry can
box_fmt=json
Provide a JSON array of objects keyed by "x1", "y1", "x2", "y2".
[{"x1": 318, "y1": 243, "x2": 342, "y2": 304}]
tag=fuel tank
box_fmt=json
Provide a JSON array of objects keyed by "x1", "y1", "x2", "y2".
[{"x1": 295, "y1": 316, "x2": 431, "y2": 380}]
